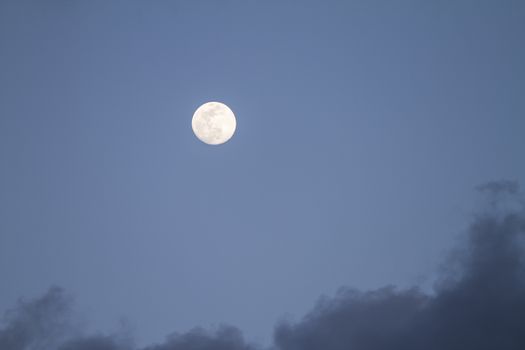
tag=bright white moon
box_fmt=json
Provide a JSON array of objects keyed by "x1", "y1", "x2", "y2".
[{"x1": 192, "y1": 102, "x2": 236, "y2": 145}]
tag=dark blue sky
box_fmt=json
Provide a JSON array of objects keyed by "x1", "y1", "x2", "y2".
[{"x1": 1, "y1": 0, "x2": 524, "y2": 347}]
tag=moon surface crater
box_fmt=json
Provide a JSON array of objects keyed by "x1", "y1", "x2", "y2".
[{"x1": 192, "y1": 102, "x2": 236, "y2": 145}]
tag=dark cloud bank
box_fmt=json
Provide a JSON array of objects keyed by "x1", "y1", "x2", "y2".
[{"x1": 2, "y1": 181, "x2": 525, "y2": 350}]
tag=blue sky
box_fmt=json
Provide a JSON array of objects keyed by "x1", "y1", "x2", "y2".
[{"x1": 1, "y1": 0, "x2": 524, "y2": 347}]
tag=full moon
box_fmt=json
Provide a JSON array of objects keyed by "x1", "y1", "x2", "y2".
[{"x1": 192, "y1": 102, "x2": 236, "y2": 145}]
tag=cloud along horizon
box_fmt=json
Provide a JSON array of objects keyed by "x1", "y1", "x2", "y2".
[{"x1": 1, "y1": 181, "x2": 524, "y2": 350}]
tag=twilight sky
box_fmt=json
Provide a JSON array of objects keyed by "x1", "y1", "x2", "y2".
[{"x1": 0, "y1": 1, "x2": 524, "y2": 349}]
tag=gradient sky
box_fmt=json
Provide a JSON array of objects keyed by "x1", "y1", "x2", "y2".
[{"x1": 1, "y1": 0, "x2": 524, "y2": 347}]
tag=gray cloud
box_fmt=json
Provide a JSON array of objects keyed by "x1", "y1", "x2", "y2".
[
  {"x1": 1, "y1": 181, "x2": 525, "y2": 350},
  {"x1": 59, "y1": 336, "x2": 126, "y2": 350},
  {"x1": 143, "y1": 327, "x2": 253, "y2": 350},
  {"x1": 275, "y1": 181, "x2": 525, "y2": 350},
  {"x1": 476, "y1": 179, "x2": 519, "y2": 195},
  {"x1": 0, "y1": 289, "x2": 255, "y2": 350},
  {"x1": 0, "y1": 286, "x2": 76, "y2": 350}
]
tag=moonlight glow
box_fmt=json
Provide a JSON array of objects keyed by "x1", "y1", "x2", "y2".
[{"x1": 192, "y1": 102, "x2": 236, "y2": 145}]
